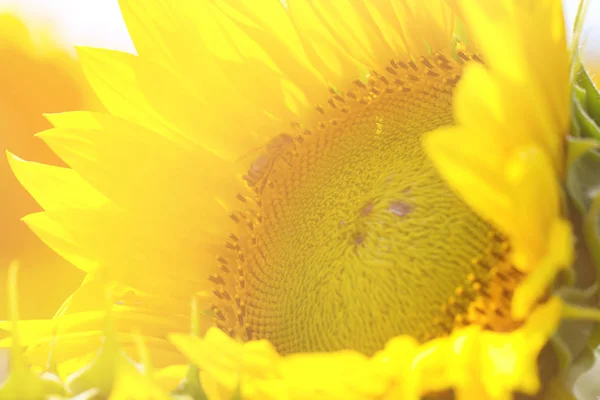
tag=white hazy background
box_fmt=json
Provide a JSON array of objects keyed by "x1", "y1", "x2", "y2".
[
  {"x1": 0, "y1": 0, "x2": 598, "y2": 59},
  {"x1": 0, "y1": 0, "x2": 135, "y2": 53},
  {"x1": 0, "y1": 0, "x2": 599, "y2": 397}
]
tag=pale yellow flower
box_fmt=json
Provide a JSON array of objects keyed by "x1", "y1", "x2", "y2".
[{"x1": 4, "y1": 0, "x2": 599, "y2": 399}]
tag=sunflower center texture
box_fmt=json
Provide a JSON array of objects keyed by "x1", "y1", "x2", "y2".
[{"x1": 211, "y1": 52, "x2": 520, "y2": 356}]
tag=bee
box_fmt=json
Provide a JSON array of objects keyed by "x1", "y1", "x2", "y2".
[{"x1": 242, "y1": 133, "x2": 295, "y2": 194}]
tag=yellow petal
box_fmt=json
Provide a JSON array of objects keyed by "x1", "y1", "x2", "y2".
[
  {"x1": 415, "y1": 298, "x2": 563, "y2": 398},
  {"x1": 424, "y1": 126, "x2": 513, "y2": 234},
  {"x1": 77, "y1": 47, "x2": 183, "y2": 143},
  {"x1": 301, "y1": 0, "x2": 393, "y2": 69},
  {"x1": 109, "y1": 359, "x2": 171, "y2": 400},
  {"x1": 23, "y1": 211, "x2": 99, "y2": 274},
  {"x1": 23, "y1": 209, "x2": 215, "y2": 298},
  {"x1": 512, "y1": 221, "x2": 573, "y2": 319},
  {"x1": 170, "y1": 329, "x2": 242, "y2": 392},
  {"x1": 391, "y1": 0, "x2": 454, "y2": 54},
  {"x1": 7, "y1": 152, "x2": 111, "y2": 211},
  {"x1": 454, "y1": 0, "x2": 569, "y2": 167},
  {"x1": 287, "y1": 0, "x2": 366, "y2": 88},
  {"x1": 504, "y1": 147, "x2": 563, "y2": 271},
  {"x1": 37, "y1": 113, "x2": 240, "y2": 221}
]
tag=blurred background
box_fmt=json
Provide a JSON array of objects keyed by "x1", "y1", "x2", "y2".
[
  {"x1": 0, "y1": 0, "x2": 599, "y2": 396},
  {"x1": 0, "y1": 0, "x2": 598, "y2": 58},
  {"x1": 0, "y1": 0, "x2": 132, "y2": 325},
  {"x1": 0, "y1": 0, "x2": 134, "y2": 54}
]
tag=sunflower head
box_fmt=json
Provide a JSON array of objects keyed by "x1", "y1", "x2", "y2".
[{"x1": 207, "y1": 45, "x2": 526, "y2": 356}]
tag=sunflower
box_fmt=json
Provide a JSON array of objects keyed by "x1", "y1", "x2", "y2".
[
  {"x1": 0, "y1": 13, "x2": 100, "y2": 320},
  {"x1": 3, "y1": 0, "x2": 600, "y2": 399}
]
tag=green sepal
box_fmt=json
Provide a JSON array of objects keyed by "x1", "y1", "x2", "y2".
[
  {"x1": 64, "y1": 290, "x2": 120, "y2": 397},
  {"x1": 555, "y1": 286, "x2": 599, "y2": 362},
  {"x1": 547, "y1": 298, "x2": 598, "y2": 399},
  {"x1": 551, "y1": 286, "x2": 598, "y2": 375},
  {"x1": 573, "y1": 95, "x2": 600, "y2": 140},
  {"x1": 574, "y1": 84, "x2": 587, "y2": 105},
  {"x1": 171, "y1": 365, "x2": 207, "y2": 400},
  {"x1": 576, "y1": 64, "x2": 600, "y2": 124},
  {"x1": 63, "y1": 335, "x2": 120, "y2": 397},
  {"x1": 0, "y1": 367, "x2": 66, "y2": 400},
  {"x1": 171, "y1": 296, "x2": 208, "y2": 400},
  {"x1": 48, "y1": 388, "x2": 101, "y2": 400},
  {"x1": 557, "y1": 285, "x2": 598, "y2": 307},
  {"x1": 539, "y1": 377, "x2": 578, "y2": 400},
  {"x1": 0, "y1": 263, "x2": 66, "y2": 399},
  {"x1": 583, "y1": 194, "x2": 600, "y2": 278},
  {"x1": 567, "y1": 137, "x2": 600, "y2": 169},
  {"x1": 230, "y1": 385, "x2": 242, "y2": 400},
  {"x1": 566, "y1": 148, "x2": 600, "y2": 216},
  {"x1": 572, "y1": 61, "x2": 600, "y2": 140},
  {"x1": 571, "y1": 111, "x2": 582, "y2": 138},
  {"x1": 549, "y1": 336, "x2": 573, "y2": 375},
  {"x1": 586, "y1": 321, "x2": 600, "y2": 351},
  {"x1": 565, "y1": 147, "x2": 600, "y2": 362}
]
